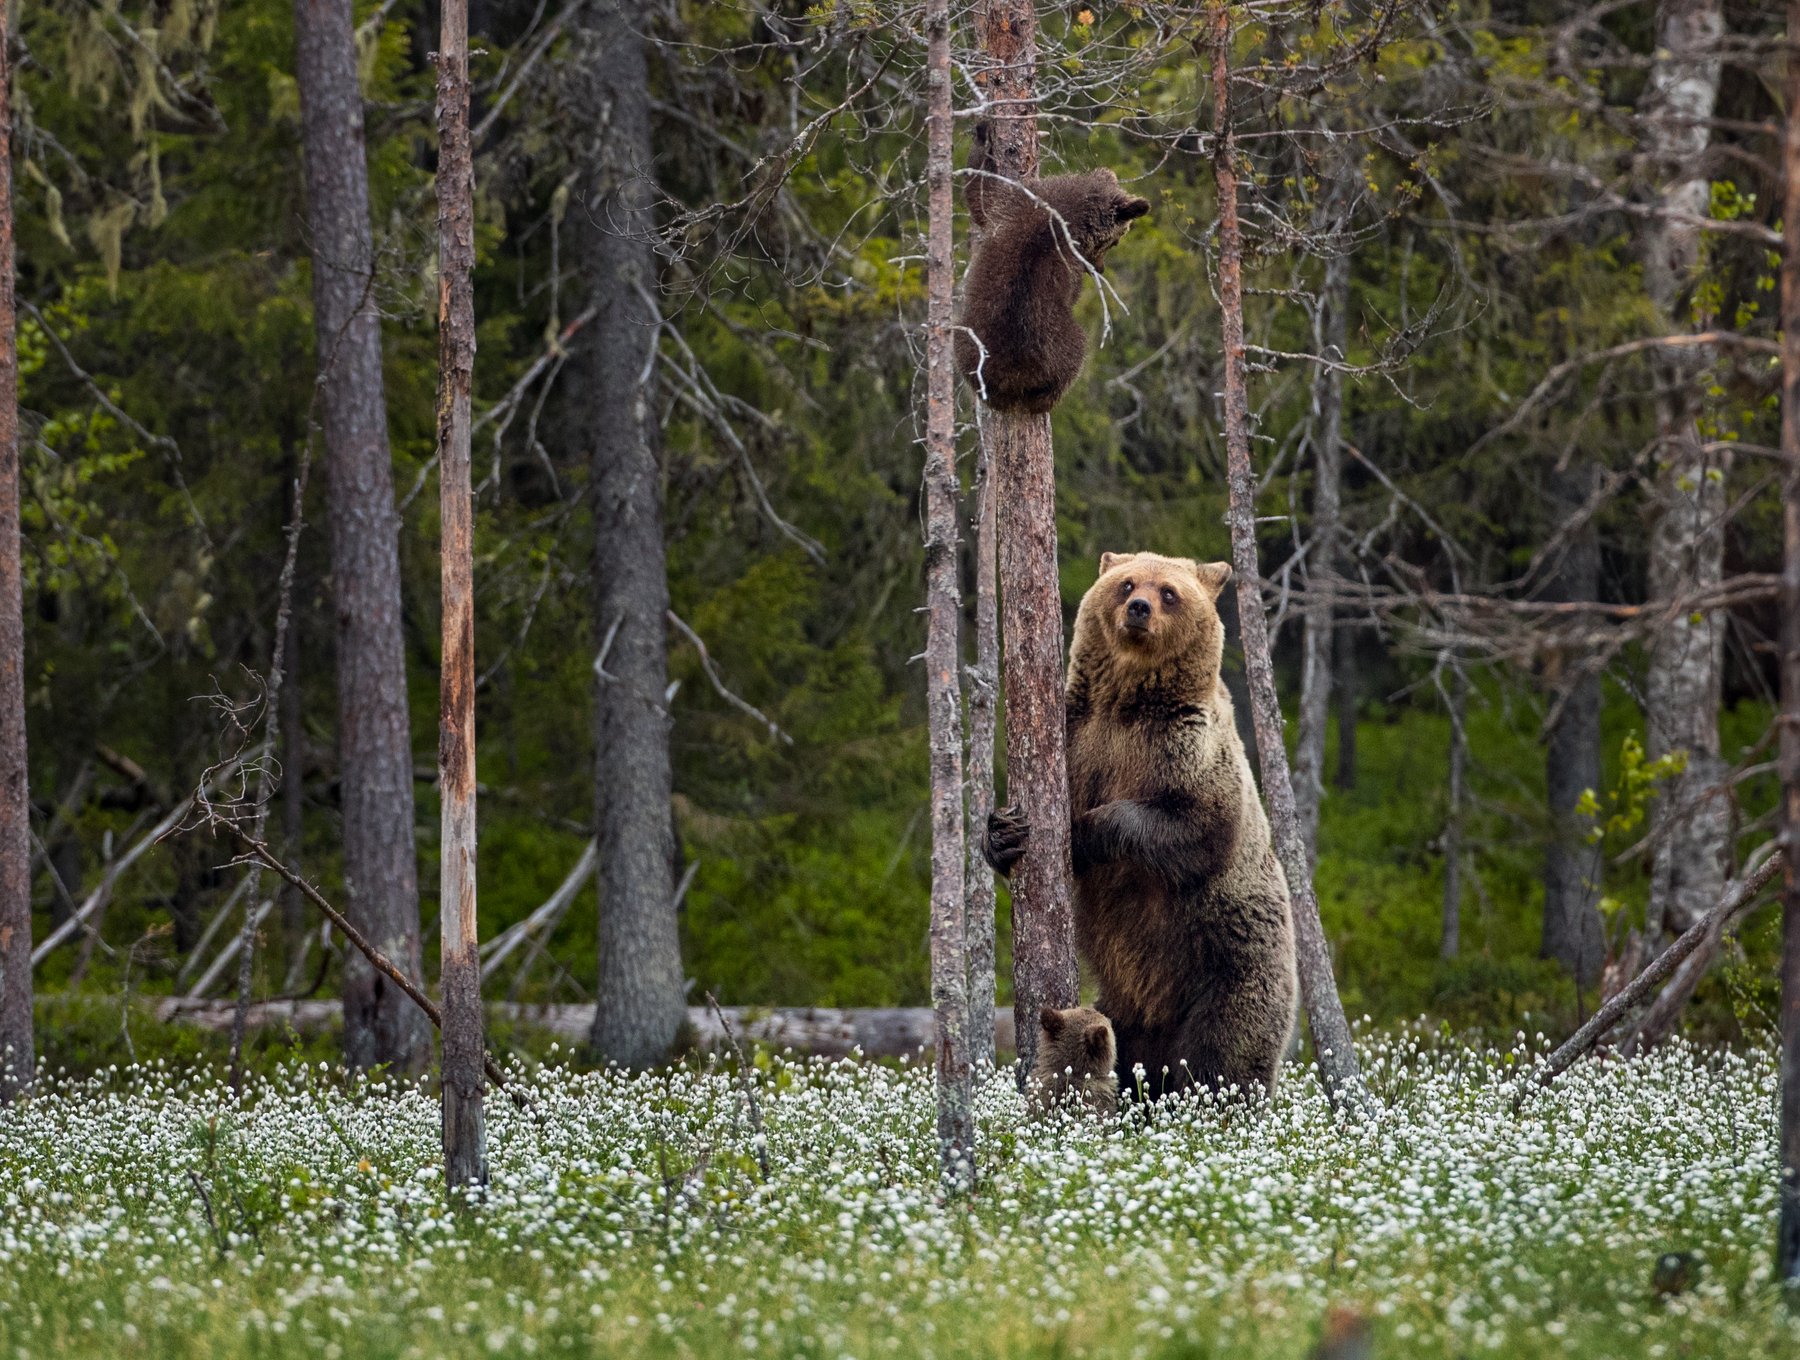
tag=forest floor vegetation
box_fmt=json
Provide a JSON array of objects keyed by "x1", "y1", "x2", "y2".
[{"x1": 0, "y1": 1032, "x2": 1794, "y2": 1359}]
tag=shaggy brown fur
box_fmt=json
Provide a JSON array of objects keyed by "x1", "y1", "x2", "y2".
[
  {"x1": 955, "y1": 123, "x2": 1149, "y2": 414},
  {"x1": 1029, "y1": 1006, "x2": 1119, "y2": 1115},
  {"x1": 987, "y1": 552, "x2": 1298, "y2": 1100}
]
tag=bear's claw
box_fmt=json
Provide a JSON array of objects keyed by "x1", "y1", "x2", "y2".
[{"x1": 984, "y1": 805, "x2": 1030, "y2": 877}]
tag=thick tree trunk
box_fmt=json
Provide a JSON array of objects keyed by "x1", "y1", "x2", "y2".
[
  {"x1": 436, "y1": 0, "x2": 487, "y2": 1191},
  {"x1": 923, "y1": 0, "x2": 972, "y2": 1191},
  {"x1": 293, "y1": 0, "x2": 429, "y2": 1074},
  {"x1": 1292, "y1": 158, "x2": 1353, "y2": 866},
  {"x1": 976, "y1": 0, "x2": 1079, "y2": 1092},
  {"x1": 1441, "y1": 663, "x2": 1467, "y2": 961},
  {"x1": 1639, "y1": 0, "x2": 1731, "y2": 947},
  {"x1": 1208, "y1": 5, "x2": 1365, "y2": 1107},
  {"x1": 569, "y1": 2, "x2": 685, "y2": 1069},
  {"x1": 1775, "y1": 0, "x2": 1800, "y2": 1280},
  {"x1": 0, "y1": 19, "x2": 30, "y2": 1105},
  {"x1": 965, "y1": 425, "x2": 999, "y2": 1074},
  {"x1": 1540, "y1": 466, "x2": 1606, "y2": 990}
]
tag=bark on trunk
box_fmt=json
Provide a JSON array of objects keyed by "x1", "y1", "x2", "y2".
[
  {"x1": 1540, "y1": 465, "x2": 1606, "y2": 989},
  {"x1": 0, "y1": 20, "x2": 30, "y2": 1105},
  {"x1": 569, "y1": 2, "x2": 685, "y2": 1069},
  {"x1": 976, "y1": 0, "x2": 1079, "y2": 1092},
  {"x1": 924, "y1": 0, "x2": 973, "y2": 1191},
  {"x1": 293, "y1": 0, "x2": 429, "y2": 1074},
  {"x1": 279, "y1": 557, "x2": 307, "y2": 967},
  {"x1": 1292, "y1": 157, "x2": 1353, "y2": 866},
  {"x1": 436, "y1": 0, "x2": 487, "y2": 1191},
  {"x1": 1208, "y1": 5, "x2": 1365, "y2": 1107},
  {"x1": 965, "y1": 405, "x2": 1000, "y2": 1075},
  {"x1": 1775, "y1": 0, "x2": 1800, "y2": 1279},
  {"x1": 1441, "y1": 664, "x2": 1467, "y2": 961},
  {"x1": 1639, "y1": 0, "x2": 1731, "y2": 947}
]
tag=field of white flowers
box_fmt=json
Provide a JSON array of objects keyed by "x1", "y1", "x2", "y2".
[{"x1": 0, "y1": 1031, "x2": 1795, "y2": 1359}]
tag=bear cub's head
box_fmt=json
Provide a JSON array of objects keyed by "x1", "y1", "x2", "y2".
[
  {"x1": 1057, "y1": 169, "x2": 1151, "y2": 273},
  {"x1": 1080, "y1": 551, "x2": 1233, "y2": 677},
  {"x1": 1031, "y1": 1006, "x2": 1119, "y2": 1115}
]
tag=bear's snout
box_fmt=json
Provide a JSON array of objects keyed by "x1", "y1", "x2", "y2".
[{"x1": 1125, "y1": 597, "x2": 1153, "y2": 630}]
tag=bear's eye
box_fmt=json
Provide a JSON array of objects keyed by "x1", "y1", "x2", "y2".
[
  {"x1": 1161, "y1": 586, "x2": 1178, "y2": 609},
  {"x1": 1118, "y1": 580, "x2": 1134, "y2": 598}
]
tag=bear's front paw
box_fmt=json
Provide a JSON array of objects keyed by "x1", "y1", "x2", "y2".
[{"x1": 984, "y1": 805, "x2": 1030, "y2": 877}]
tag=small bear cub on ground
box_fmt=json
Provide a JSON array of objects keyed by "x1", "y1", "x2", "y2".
[
  {"x1": 956, "y1": 122, "x2": 1150, "y2": 415},
  {"x1": 1029, "y1": 1005, "x2": 1119, "y2": 1116}
]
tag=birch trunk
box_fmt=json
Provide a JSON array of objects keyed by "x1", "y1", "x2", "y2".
[
  {"x1": 1774, "y1": 0, "x2": 1800, "y2": 1280},
  {"x1": 293, "y1": 0, "x2": 430, "y2": 1074},
  {"x1": 976, "y1": 0, "x2": 1079, "y2": 1091},
  {"x1": 1292, "y1": 157, "x2": 1353, "y2": 866},
  {"x1": 0, "y1": 12, "x2": 29, "y2": 1104},
  {"x1": 1208, "y1": 4, "x2": 1364, "y2": 1107},
  {"x1": 965, "y1": 438, "x2": 999, "y2": 1075},
  {"x1": 924, "y1": 0, "x2": 973, "y2": 1191},
  {"x1": 1639, "y1": 0, "x2": 1731, "y2": 946},
  {"x1": 568, "y1": 2, "x2": 685, "y2": 1068},
  {"x1": 436, "y1": 0, "x2": 487, "y2": 1191}
]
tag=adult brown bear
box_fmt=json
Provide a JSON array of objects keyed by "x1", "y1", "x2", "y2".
[{"x1": 987, "y1": 552, "x2": 1297, "y2": 1099}]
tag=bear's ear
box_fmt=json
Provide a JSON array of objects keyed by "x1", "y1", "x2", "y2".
[
  {"x1": 1039, "y1": 1006, "x2": 1066, "y2": 1040},
  {"x1": 1099, "y1": 551, "x2": 1131, "y2": 574},
  {"x1": 1083, "y1": 1021, "x2": 1113, "y2": 1062},
  {"x1": 1115, "y1": 195, "x2": 1150, "y2": 223},
  {"x1": 1192, "y1": 560, "x2": 1233, "y2": 599}
]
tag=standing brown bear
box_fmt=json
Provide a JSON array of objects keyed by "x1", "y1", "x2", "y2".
[
  {"x1": 987, "y1": 552, "x2": 1297, "y2": 1100},
  {"x1": 955, "y1": 123, "x2": 1150, "y2": 414}
]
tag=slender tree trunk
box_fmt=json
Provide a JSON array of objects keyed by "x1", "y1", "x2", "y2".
[
  {"x1": 1775, "y1": 0, "x2": 1800, "y2": 1280},
  {"x1": 1441, "y1": 663, "x2": 1467, "y2": 961},
  {"x1": 436, "y1": 0, "x2": 487, "y2": 1191},
  {"x1": 569, "y1": 3, "x2": 685, "y2": 1068},
  {"x1": 976, "y1": 0, "x2": 1078, "y2": 1091},
  {"x1": 279, "y1": 594, "x2": 308, "y2": 986},
  {"x1": 923, "y1": 0, "x2": 972, "y2": 1191},
  {"x1": 1334, "y1": 624, "x2": 1358, "y2": 790},
  {"x1": 1640, "y1": 0, "x2": 1731, "y2": 947},
  {"x1": 293, "y1": 0, "x2": 429, "y2": 1074},
  {"x1": 1208, "y1": 4, "x2": 1365, "y2": 1107},
  {"x1": 1293, "y1": 157, "x2": 1353, "y2": 866},
  {"x1": 965, "y1": 437, "x2": 999, "y2": 1075},
  {"x1": 0, "y1": 12, "x2": 30, "y2": 1105},
  {"x1": 1541, "y1": 465, "x2": 1606, "y2": 989}
]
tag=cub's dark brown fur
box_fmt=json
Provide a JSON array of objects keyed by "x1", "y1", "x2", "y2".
[
  {"x1": 1030, "y1": 1006, "x2": 1119, "y2": 1115},
  {"x1": 988, "y1": 552, "x2": 1297, "y2": 1100},
  {"x1": 955, "y1": 123, "x2": 1149, "y2": 414}
]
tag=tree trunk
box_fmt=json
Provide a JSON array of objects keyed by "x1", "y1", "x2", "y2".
[
  {"x1": 1775, "y1": 0, "x2": 1800, "y2": 1280},
  {"x1": 1208, "y1": 4, "x2": 1365, "y2": 1108},
  {"x1": 293, "y1": 0, "x2": 429, "y2": 1074},
  {"x1": 0, "y1": 18, "x2": 30, "y2": 1105},
  {"x1": 436, "y1": 0, "x2": 487, "y2": 1191},
  {"x1": 569, "y1": 2, "x2": 685, "y2": 1069},
  {"x1": 923, "y1": 0, "x2": 972, "y2": 1191},
  {"x1": 1540, "y1": 466, "x2": 1606, "y2": 990},
  {"x1": 976, "y1": 0, "x2": 1079, "y2": 1092},
  {"x1": 1334, "y1": 623, "x2": 1358, "y2": 790},
  {"x1": 1441, "y1": 663, "x2": 1467, "y2": 961},
  {"x1": 965, "y1": 424, "x2": 999, "y2": 1074},
  {"x1": 279, "y1": 589, "x2": 308, "y2": 987},
  {"x1": 1292, "y1": 156, "x2": 1353, "y2": 866},
  {"x1": 1639, "y1": 0, "x2": 1731, "y2": 947}
]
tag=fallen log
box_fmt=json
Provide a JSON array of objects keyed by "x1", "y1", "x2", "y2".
[{"x1": 157, "y1": 999, "x2": 1019, "y2": 1060}]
